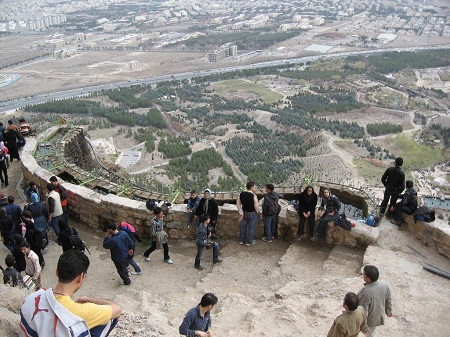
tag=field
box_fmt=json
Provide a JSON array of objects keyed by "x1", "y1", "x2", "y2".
[
  {"x1": 353, "y1": 158, "x2": 388, "y2": 187},
  {"x1": 209, "y1": 79, "x2": 283, "y2": 104},
  {"x1": 383, "y1": 134, "x2": 445, "y2": 169}
]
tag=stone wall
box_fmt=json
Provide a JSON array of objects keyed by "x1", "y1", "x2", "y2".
[
  {"x1": 403, "y1": 215, "x2": 450, "y2": 259},
  {"x1": 27, "y1": 127, "x2": 450, "y2": 253}
]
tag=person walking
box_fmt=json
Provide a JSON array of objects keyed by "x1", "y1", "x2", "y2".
[
  {"x1": 103, "y1": 222, "x2": 134, "y2": 286},
  {"x1": 143, "y1": 206, "x2": 173, "y2": 264},
  {"x1": 0, "y1": 149, "x2": 8, "y2": 187},
  {"x1": 194, "y1": 213, "x2": 223, "y2": 270},
  {"x1": 20, "y1": 240, "x2": 42, "y2": 290},
  {"x1": 46, "y1": 183, "x2": 63, "y2": 237},
  {"x1": 237, "y1": 181, "x2": 260, "y2": 246},
  {"x1": 327, "y1": 292, "x2": 367, "y2": 337},
  {"x1": 358, "y1": 265, "x2": 393, "y2": 337},
  {"x1": 297, "y1": 185, "x2": 318, "y2": 241},
  {"x1": 179, "y1": 293, "x2": 218, "y2": 337},
  {"x1": 50, "y1": 176, "x2": 69, "y2": 223},
  {"x1": 118, "y1": 221, "x2": 142, "y2": 275},
  {"x1": 379, "y1": 157, "x2": 405, "y2": 217}
]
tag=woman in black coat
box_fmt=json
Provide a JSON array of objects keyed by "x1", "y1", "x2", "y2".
[
  {"x1": 297, "y1": 185, "x2": 318, "y2": 240},
  {"x1": 3, "y1": 129, "x2": 19, "y2": 161}
]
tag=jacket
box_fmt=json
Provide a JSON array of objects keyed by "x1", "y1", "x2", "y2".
[
  {"x1": 103, "y1": 231, "x2": 134, "y2": 262},
  {"x1": 381, "y1": 166, "x2": 405, "y2": 192},
  {"x1": 298, "y1": 186, "x2": 318, "y2": 214},
  {"x1": 400, "y1": 188, "x2": 418, "y2": 212},
  {"x1": 321, "y1": 195, "x2": 341, "y2": 214},
  {"x1": 195, "y1": 198, "x2": 219, "y2": 224},
  {"x1": 358, "y1": 280, "x2": 392, "y2": 331},
  {"x1": 20, "y1": 288, "x2": 90, "y2": 337},
  {"x1": 262, "y1": 191, "x2": 279, "y2": 216}
]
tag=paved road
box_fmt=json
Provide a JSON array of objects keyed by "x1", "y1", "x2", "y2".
[{"x1": 1, "y1": 45, "x2": 448, "y2": 113}]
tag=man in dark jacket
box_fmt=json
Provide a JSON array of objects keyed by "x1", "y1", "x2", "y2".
[
  {"x1": 379, "y1": 157, "x2": 405, "y2": 217},
  {"x1": 187, "y1": 190, "x2": 200, "y2": 228},
  {"x1": 391, "y1": 180, "x2": 418, "y2": 230},
  {"x1": 261, "y1": 183, "x2": 279, "y2": 243},
  {"x1": 103, "y1": 222, "x2": 134, "y2": 285},
  {"x1": 195, "y1": 189, "x2": 219, "y2": 231}
]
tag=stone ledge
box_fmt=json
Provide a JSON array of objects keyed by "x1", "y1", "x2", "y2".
[
  {"x1": 20, "y1": 128, "x2": 378, "y2": 249},
  {"x1": 403, "y1": 214, "x2": 450, "y2": 259}
]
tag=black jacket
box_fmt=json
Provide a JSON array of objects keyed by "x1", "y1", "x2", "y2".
[
  {"x1": 400, "y1": 188, "x2": 418, "y2": 212},
  {"x1": 195, "y1": 198, "x2": 219, "y2": 224},
  {"x1": 297, "y1": 186, "x2": 318, "y2": 214},
  {"x1": 381, "y1": 166, "x2": 405, "y2": 192}
]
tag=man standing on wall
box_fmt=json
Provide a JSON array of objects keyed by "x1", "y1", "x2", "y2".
[
  {"x1": 237, "y1": 181, "x2": 260, "y2": 246},
  {"x1": 358, "y1": 265, "x2": 393, "y2": 337},
  {"x1": 379, "y1": 157, "x2": 405, "y2": 217}
]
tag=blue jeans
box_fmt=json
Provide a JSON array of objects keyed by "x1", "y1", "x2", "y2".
[
  {"x1": 316, "y1": 213, "x2": 339, "y2": 241},
  {"x1": 187, "y1": 211, "x2": 197, "y2": 227},
  {"x1": 394, "y1": 202, "x2": 413, "y2": 222},
  {"x1": 239, "y1": 211, "x2": 257, "y2": 244},
  {"x1": 90, "y1": 318, "x2": 119, "y2": 337},
  {"x1": 50, "y1": 215, "x2": 60, "y2": 236},
  {"x1": 127, "y1": 257, "x2": 141, "y2": 273},
  {"x1": 195, "y1": 242, "x2": 219, "y2": 266},
  {"x1": 263, "y1": 215, "x2": 276, "y2": 240}
]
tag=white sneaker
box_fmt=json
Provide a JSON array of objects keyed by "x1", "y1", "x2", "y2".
[
  {"x1": 165, "y1": 259, "x2": 173, "y2": 264},
  {"x1": 127, "y1": 272, "x2": 131, "y2": 277},
  {"x1": 145, "y1": 257, "x2": 151, "y2": 262},
  {"x1": 131, "y1": 271, "x2": 142, "y2": 275}
]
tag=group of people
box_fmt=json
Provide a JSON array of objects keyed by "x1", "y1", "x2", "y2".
[
  {"x1": 379, "y1": 157, "x2": 418, "y2": 230},
  {"x1": 0, "y1": 176, "x2": 70, "y2": 290},
  {"x1": 9, "y1": 156, "x2": 417, "y2": 336}
]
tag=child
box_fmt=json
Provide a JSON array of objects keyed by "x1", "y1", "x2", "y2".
[
  {"x1": 142, "y1": 207, "x2": 173, "y2": 264},
  {"x1": 194, "y1": 214, "x2": 223, "y2": 270}
]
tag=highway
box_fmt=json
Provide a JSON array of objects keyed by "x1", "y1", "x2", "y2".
[{"x1": 1, "y1": 45, "x2": 449, "y2": 113}]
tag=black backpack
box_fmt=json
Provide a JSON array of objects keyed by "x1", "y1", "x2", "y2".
[
  {"x1": 68, "y1": 228, "x2": 85, "y2": 252},
  {"x1": 146, "y1": 199, "x2": 157, "y2": 211},
  {"x1": 334, "y1": 213, "x2": 352, "y2": 231},
  {"x1": 414, "y1": 206, "x2": 435, "y2": 223},
  {"x1": 263, "y1": 196, "x2": 279, "y2": 216}
]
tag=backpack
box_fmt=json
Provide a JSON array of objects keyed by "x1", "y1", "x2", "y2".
[
  {"x1": 263, "y1": 196, "x2": 278, "y2": 216},
  {"x1": 20, "y1": 288, "x2": 91, "y2": 337},
  {"x1": 26, "y1": 226, "x2": 46, "y2": 250},
  {"x1": 365, "y1": 211, "x2": 375, "y2": 227},
  {"x1": 414, "y1": 206, "x2": 435, "y2": 223},
  {"x1": 334, "y1": 213, "x2": 352, "y2": 231},
  {"x1": 146, "y1": 199, "x2": 156, "y2": 211},
  {"x1": 69, "y1": 234, "x2": 85, "y2": 252}
]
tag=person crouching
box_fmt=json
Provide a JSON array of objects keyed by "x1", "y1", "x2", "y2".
[{"x1": 194, "y1": 214, "x2": 222, "y2": 270}]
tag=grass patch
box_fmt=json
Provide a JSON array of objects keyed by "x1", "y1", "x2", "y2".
[
  {"x1": 440, "y1": 72, "x2": 450, "y2": 81},
  {"x1": 353, "y1": 158, "x2": 387, "y2": 187},
  {"x1": 335, "y1": 140, "x2": 355, "y2": 152},
  {"x1": 210, "y1": 79, "x2": 283, "y2": 104},
  {"x1": 388, "y1": 134, "x2": 444, "y2": 169}
]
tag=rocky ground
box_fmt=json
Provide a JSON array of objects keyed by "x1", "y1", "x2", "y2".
[{"x1": 1, "y1": 163, "x2": 450, "y2": 336}]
